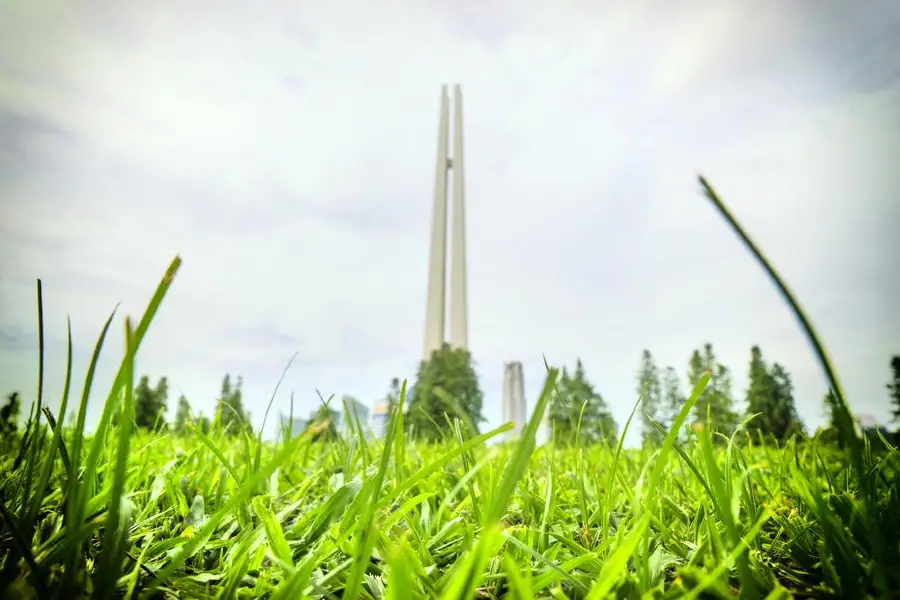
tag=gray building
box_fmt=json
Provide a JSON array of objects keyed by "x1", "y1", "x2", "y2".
[
  {"x1": 340, "y1": 396, "x2": 370, "y2": 432},
  {"x1": 279, "y1": 415, "x2": 307, "y2": 438}
]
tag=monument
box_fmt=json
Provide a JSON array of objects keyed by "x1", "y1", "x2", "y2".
[
  {"x1": 420, "y1": 86, "x2": 549, "y2": 444},
  {"x1": 422, "y1": 84, "x2": 469, "y2": 360},
  {"x1": 502, "y1": 362, "x2": 527, "y2": 438}
]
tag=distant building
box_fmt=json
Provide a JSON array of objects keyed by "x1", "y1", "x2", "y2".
[
  {"x1": 371, "y1": 401, "x2": 390, "y2": 438},
  {"x1": 279, "y1": 415, "x2": 307, "y2": 438},
  {"x1": 340, "y1": 397, "x2": 370, "y2": 433}
]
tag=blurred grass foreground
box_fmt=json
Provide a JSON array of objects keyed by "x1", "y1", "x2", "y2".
[{"x1": 1, "y1": 178, "x2": 899, "y2": 599}]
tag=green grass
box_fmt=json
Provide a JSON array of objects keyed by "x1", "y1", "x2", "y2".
[{"x1": 1, "y1": 177, "x2": 898, "y2": 598}]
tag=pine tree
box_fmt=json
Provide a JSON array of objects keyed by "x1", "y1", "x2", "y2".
[
  {"x1": 888, "y1": 355, "x2": 900, "y2": 424},
  {"x1": 221, "y1": 375, "x2": 232, "y2": 403},
  {"x1": 405, "y1": 344, "x2": 484, "y2": 441},
  {"x1": 550, "y1": 359, "x2": 617, "y2": 445},
  {"x1": 173, "y1": 395, "x2": 191, "y2": 434},
  {"x1": 0, "y1": 392, "x2": 20, "y2": 452},
  {"x1": 687, "y1": 350, "x2": 705, "y2": 413},
  {"x1": 217, "y1": 374, "x2": 251, "y2": 435},
  {"x1": 636, "y1": 350, "x2": 664, "y2": 445},
  {"x1": 134, "y1": 375, "x2": 168, "y2": 430},
  {"x1": 688, "y1": 343, "x2": 739, "y2": 438},
  {"x1": 819, "y1": 390, "x2": 843, "y2": 446},
  {"x1": 197, "y1": 414, "x2": 212, "y2": 434},
  {"x1": 1, "y1": 392, "x2": 20, "y2": 437},
  {"x1": 745, "y1": 346, "x2": 772, "y2": 437},
  {"x1": 767, "y1": 363, "x2": 804, "y2": 439},
  {"x1": 154, "y1": 377, "x2": 169, "y2": 430},
  {"x1": 661, "y1": 366, "x2": 685, "y2": 432},
  {"x1": 745, "y1": 346, "x2": 804, "y2": 442}
]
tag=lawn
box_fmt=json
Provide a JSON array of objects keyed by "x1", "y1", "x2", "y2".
[
  {"x1": 1, "y1": 372, "x2": 898, "y2": 599},
  {"x1": 2, "y1": 179, "x2": 898, "y2": 598}
]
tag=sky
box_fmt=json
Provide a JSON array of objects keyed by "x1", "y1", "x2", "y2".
[{"x1": 1, "y1": 0, "x2": 898, "y2": 446}]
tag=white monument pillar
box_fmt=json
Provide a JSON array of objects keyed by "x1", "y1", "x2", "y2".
[
  {"x1": 423, "y1": 84, "x2": 469, "y2": 361},
  {"x1": 502, "y1": 362, "x2": 527, "y2": 439}
]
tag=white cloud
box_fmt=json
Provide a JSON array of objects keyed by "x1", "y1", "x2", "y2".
[{"x1": 1, "y1": 0, "x2": 898, "y2": 444}]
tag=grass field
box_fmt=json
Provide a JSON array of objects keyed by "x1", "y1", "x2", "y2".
[
  {"x1": 1, "y1": 366, "x2": 899, "y2": 599},
  {"x1": 1, "y1": 179, "x2": 898, "y2": 598}
]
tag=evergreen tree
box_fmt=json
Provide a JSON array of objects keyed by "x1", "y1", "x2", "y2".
[
  {"x1": 636, "y1": 350, "x2": 664, "y2": 445},
  {"x1": 745, "y1": 345, "x2": 771, "y2": 438},
  {"x1": 197, "y1": 414, "x2": 212, "y2": 434},
  {"x1": 888, "y1": 355, "x2": 900, "y2": 424},
  {"x1": 767, "y1": 363, "x2": 804, "y2": 439},
  {"x1": 745, "y1": 346, "x2": 804, "y2": 442},
  {"x1": 221, "y1": 375, "x2": 232, "y2": 403},
  {"x1": 383, "y1": 377, "x2": 403, "y2": 431},
  {"x1": 217, "y1": 374, "x2": 252, "y2": 435},
  {"x1": 661, "y1": 366, "x2": 685, "y2": 432},
  {"x1": 687, "y1": 343, "x2": 739, "y2": 438},
  {"x1": 385, "y1": 377, "x2": 402, "y2": 416},
  {"x1": 154, "y1": 377, "x2": 169, "y2": 429},
  {"x1": 550, "y1": 359, "x2": 617, "y2": 445},
  {"x1": 405, "y1": 344, "x2": 484, "y2": 441},
  {"x1": 1, "y1": 391, "x2": 21, "y2": 447},
  {"x1": 819, "y1": 390, "x2": 843, "y2": 446},
  {"x1": 173, "y1": 395, "x2": 191, "y2": 434},
  {"x1": 134, "y1": 375, "x2": 168, "y2": 430}
]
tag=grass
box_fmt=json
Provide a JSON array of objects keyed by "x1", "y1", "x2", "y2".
[{"x1": 1, "y1": 176, "x2": 898, "y2": 598}]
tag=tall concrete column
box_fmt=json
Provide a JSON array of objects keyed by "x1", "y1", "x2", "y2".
[
  {"x1": 449, "y1": 84, "x2": 469, "y2": 350},
  {"x1": 502, "y1": 361, "x2": 526, "y2": 439},
  {"x1": 423, "y1": 84, "x2": 469, "y2": 361},
  {"x1": 423, "y1": 85, "x2": 450, "y2": 361}
]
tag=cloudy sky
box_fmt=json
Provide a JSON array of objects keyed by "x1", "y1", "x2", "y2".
[{"x1": 1, "y1": 0, "x2": 898, "y2": 445}]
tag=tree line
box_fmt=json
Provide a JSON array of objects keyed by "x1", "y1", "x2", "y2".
[
  {"x1": 0, "y1": 372, "x2": 254, "y2": 443},
  {"x1": 634, "y1": 344, "x2": 805, "y2": 446},
  {"x1": 2, "y1": 347, "x2": 899, "y2": 447},
  {"x1": 385, "y1": 343, "x2": 900, "y2": 447}
]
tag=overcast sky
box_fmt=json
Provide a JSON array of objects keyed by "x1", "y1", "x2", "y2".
[{"x1": 1, "y1": 0, "x2": 898, "y2": 445}]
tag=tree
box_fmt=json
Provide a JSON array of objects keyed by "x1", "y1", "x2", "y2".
[
  {"x1": 888, "y1": 355, "x2": 900, "y2": 424},
  {"x1": 154, "y1": 377, "x2": 169, "y2": 429},
  {"x1": 661, "y1": 366, "x2": 685, "y2": 433},
  {"x1": 0, "y1": 392, "x2": 21, "y2": 454},
  {"x1": 173, "y1": 395, "x2": 192, "y2": 434},
  {"x1": 636, "y1": 350, "x2": 664, "y2": 445},
  {"x1": 819, "y1": 390, "x2": 843, "y2": 446},
  {"x1": 134, "y1": 375, "x2": 168, "y2": 431},
  {"x1": 745, "y1": 346, "x2": 770, "y2": 431},
  {"x1": 405, "y1": 343, "x2": 484, "y2": 441},
  {"x1": 549, "y1": 359, "x2": 617, "y2": 445},
  {"x1": 197, "y1": 414, "x2": 212, "y2": 434},
  {"x1": 745, "y1": 346, "x2": 804, "y2": 442},
  {"x1": 217, "y1": 374, "x2": 252, "y2": 435},
  {"x1": 1, "y1": 391, "x2": 21, "y2": 437},
  {"x1": 687, "y1": 343, "x2": 739, "y2": 438},
  {"x1": 385, "y1": 377, "x2": 402, "y2": 416}
]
